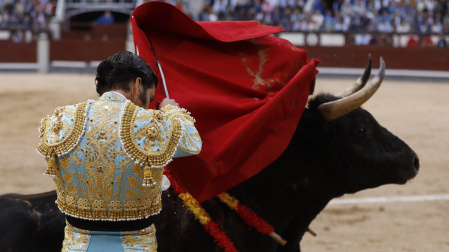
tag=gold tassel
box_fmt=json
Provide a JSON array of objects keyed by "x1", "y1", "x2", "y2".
[
  {"x1": 143, "y1": 166, "x2": 156, "y2": 188},
  {"x1": 44, "y1": 152, "x2": 59, "y2": 176}
]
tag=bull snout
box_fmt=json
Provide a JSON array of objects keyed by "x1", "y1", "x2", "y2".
[
  {"x1": 400, "y1": 152, "x2": 420, "y2": 184},
  {"x1": 412, "y1": 153, "x2": 420, "y2": 174},
  {"x1": 388, "y1": 150, "x2": 420, "y2": 185}
]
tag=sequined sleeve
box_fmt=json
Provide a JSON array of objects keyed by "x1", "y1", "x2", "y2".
[{"x1": 160, "y1": 105, "x2": 202, "y2": 158}]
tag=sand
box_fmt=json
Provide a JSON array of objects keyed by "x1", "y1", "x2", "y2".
[{"x1": 0, "y1": 73, "x2": 448, "y2": 251}]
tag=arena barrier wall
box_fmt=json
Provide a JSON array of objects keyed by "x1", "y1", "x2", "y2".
[
  {"x1": 50, "y1": 40, "x2": 126, "y2": 62},
  {"x1": 0, "y1": 36, "x2": 448, "y2": 74},
  {"x1": 303, "y1": 45, "x2": 449, "y2": 71},
  {"x1": 0, "y1": 41, "x2": 37, "y2": 62}
]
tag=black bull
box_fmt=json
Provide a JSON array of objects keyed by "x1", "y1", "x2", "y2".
[{"x1": 0, "y1": 59, "x2": 419, "y2": 252}]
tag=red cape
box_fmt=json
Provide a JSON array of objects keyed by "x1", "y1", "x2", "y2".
[{"x1": 131, "y1": 1, "x2": 319, "y2": 202}]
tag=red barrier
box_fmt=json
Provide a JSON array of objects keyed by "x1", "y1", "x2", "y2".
[
  {"x1": 50, "y1": 39, "x2": 126, "y2": 61},
  {"x1": 0, "y1": 41, "x2": 37, "y2": 62},
  {"x1": 1, "y1": 39, "x2": 448, "y2": 72},
  {"x1": 303, "y1": 45, "x2": 449, "y2": 71}
]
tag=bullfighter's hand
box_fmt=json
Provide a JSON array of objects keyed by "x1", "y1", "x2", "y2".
[{"x1": 159, "y1": 98, "x2": 179, "y2": 109}]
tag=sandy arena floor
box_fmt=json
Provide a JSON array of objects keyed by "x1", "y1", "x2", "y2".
[{"x1": 0, "y1": 73, "x2": 448, "y2": 251}]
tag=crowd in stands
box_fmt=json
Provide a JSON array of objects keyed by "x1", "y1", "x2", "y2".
[
  {"x1": 0, "y1": 0, "x2": 56, "y2": 42},
  {"x1": 1, "y1": 0, "x2": 448, "y2": 47},
  {"x1": 195, "y1": 0, "x2": 449, "y2": 46}
]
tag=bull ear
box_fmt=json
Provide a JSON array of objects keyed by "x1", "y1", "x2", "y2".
[
  {"x1": 337, "y1": 54, "x2": 372, "y2": 98},
  {"x1": 317, "y1": 57, "x2": 385, "y2": 122}
]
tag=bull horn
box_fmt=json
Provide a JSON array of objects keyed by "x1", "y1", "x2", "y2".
[
  {"x1": 337, "y1": 54, "x2": 372, "y2": 98},
  {"x1": 317, "y1": 57, "x2": 385, "y2": 122}
]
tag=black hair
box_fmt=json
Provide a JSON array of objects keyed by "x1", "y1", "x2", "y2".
[{"x1": 95, "y1": 51, "x2": 158, "y2": 96}]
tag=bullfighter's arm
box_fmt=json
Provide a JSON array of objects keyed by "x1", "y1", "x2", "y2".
[{"x1": 160, "y1": 105, "x2": 202, "y2": 158}]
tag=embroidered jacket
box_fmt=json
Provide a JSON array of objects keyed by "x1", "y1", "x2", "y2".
[{"x1": 37, "y1": 92, "x2": 202, "y2": 221}]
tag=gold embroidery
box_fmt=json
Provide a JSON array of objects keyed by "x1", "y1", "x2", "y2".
[
  {"x1": 52, "y1": 120, "x2": 63, "y2": 134},
  {"x1": 44, "y1": 153, "x2": 59, "y2": 177},
  {"x1": 145, "y1": 125, "x2": 160, "y2": 141},
  {"x1": 143, "y1": 168, "x2": 155, "y2": 188},
  {"x1": 161, "y1": 105, "x2": 196, "y2": 126},
  {"x1": 160, "y1": 105, "x2": 201, "y2": 154},
  {"x1": 120, "y1": 101, "x2": 182, "y2": 168},
  {"x1": 161, "y1": 105, "x2": 202, "y2": 154},
  {"x1": 39, "y1": 116, "x2": 51, "y2": 139},
  {"x1": 128, "y1": 176, "x2": 141, "y2": 189},
  {"x1": 47, "y1": 94, "x2": 182, "y2": 221},
  {"x1": 62, "y1": 223, "x2": 90, "y2": 252},
  {"x1": 121, "y1": 224, "x2": 157, "y2": 252},
  {"x1": 241, "y1": 47, "x2": 283, "y2": 93},
  {"x1": 190, "y1": 132, "x2": 201, "y2": 142},
  {"x1": 62, "y1": 172, "x2": 74, "y2": 184},
  {"x1": 92, "y1": 199, "x2": 107, "y2": 219},
  {"x1": 136, "y1": 110, "x2": 153, "y2": 122},
  {"x1": 37, "y1": 101, "x2": 91, "y2": 177},
  {"x1": 151, "y1": 110, "x2": 164, "y2": 121}
]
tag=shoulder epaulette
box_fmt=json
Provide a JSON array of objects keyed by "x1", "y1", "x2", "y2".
[
  {"x1": 37, "y1": 100, "x2": 94, "y2": 176},
  {"x1": 119, "y1": 101, "x2": 183, "y2": 187}
]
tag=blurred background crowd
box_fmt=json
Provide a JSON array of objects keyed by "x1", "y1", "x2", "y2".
[
  {"x1": 0, "y1": 0, "x2": 448, "y2": 47},
  {"x1": 195, "y1": 0, "x2": 449, "y2": 35},
  {"x1": 0, "y1": 0, "x2": 56, "y2": 42}
]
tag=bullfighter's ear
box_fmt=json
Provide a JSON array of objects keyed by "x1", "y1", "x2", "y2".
[
  {"x1": 136, "y1": 45, "x2": 140, "y2": 56},
  {"x1": 309, "y1": 78, "x2": 316, "y2": 95}
]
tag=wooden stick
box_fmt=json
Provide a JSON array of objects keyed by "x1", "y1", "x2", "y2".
[
  {"x1": 269, "y1": 232, "x2": 287, "y2": 246},
  {"x1": 269, "y1": 227, "x2": 317, "y2": 246},
  {"x1": 307, "y1": 227, "x2": 317, "y2": 237}
]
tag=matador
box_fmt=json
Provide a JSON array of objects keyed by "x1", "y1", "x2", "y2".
[{"x1": 37, "y1": 51, "x2": 202, "y2": 251}]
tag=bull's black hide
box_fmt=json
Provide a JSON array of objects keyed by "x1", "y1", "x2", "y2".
[
  {"x1": 0, "y1": 191, "x2": 64, "y2": 252},
  {"x1": 0, "y1": 93, "x2": 419, "y2": 252}
]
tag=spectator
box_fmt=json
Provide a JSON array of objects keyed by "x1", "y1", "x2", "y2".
[
  {"x1": 407, "y1": 33, "x2": 420, "y2": 47},
  {"x1": 431, "y1": 19, "x2": 443, "y2": 33},
  {"x1": 359, "y1": 10, "x2": 373, "y2": 29},
  {"x1": 443, "y1": 13, "x2": 449, "y2": 32},
  {"x1": 309, "y1": 10, "x2": 324, "y2": 31},
  {"x1": 377, "y1": 19, "x2": 394, "y2": 33},
  {"x1": 271, "y1": 8, "x2": 281, "y2": 26},
  {"x1": 94, "y1": 11, "x2": 114, "y2": 25},
  {"x1": 369, "y1": 34, "x2": 379, "y2": 45},
  {"x1": 353, "y1": 0, "x2": 366, "y2": 16},
  {"x1": 323, "y1": 9, "x2": 335, "y2": 31},
  {"x1": 355, "y1": 33, "x2": 371, "y2": 45},
  {"x1": 332, "y1": 0, "x2": 343, "y2": 14},
  {"x1": 207, "y1": 5, "x2": 218, "y2": 21},
  {"x1": 335, "y1": 17, "x2": 348, "y2": 32},
  {"x1": 396, "y1": 18, "x2": 411, "y2": 33},
  {"x1": 392, "y1": 10, "x2": 402, "y2": 27},
  {"x1": 44, "y1": 0, "x2": 57, "y2": 18},
  {"x1": 421, "y1": 34, "x2": 434, "y2": 46},
  {"x1": 299, "y1": 17, "x2": 309, "y2": 31},
  {"x1": 366, "y1": 18, "x2": 378, "y2": 32},
  {"x1": 348, "y1": 18, "x2": 360, "y2": 32},
  {"x1": 313, "y1": 0, "x2": 325, "y2": 15},
  {"x1": 436, "y1": 34, "x2": 447, "y2": 47},
  {"x1": 261, "y1": 0, "x2": 274, "y2": 14},
  {"x1": 415, "y1": 10, "x2": 426, "y2": 31},
  {"x1": 290, "y1": 8, "x2": 301, "y2": 23},
  {"x1": 14, "y1": 1, "x2": 25, "y2": 17},
  {"x1": 378, "y1": 33, "x2": 392, "y2": 46},
  {"x1": 340, "y1": 0, "x2": 352, "y2": 17},
  {"x1": 11, "y1": 30, "x2": 24, "y2": 43}
]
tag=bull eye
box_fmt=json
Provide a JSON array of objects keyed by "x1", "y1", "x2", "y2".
[{"x1": 357, "y1": 128, "x2": 366, "y2": 135}]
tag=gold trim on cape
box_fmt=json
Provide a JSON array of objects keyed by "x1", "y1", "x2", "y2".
[{"x1": 119, "y1": 101, "x2": 182, "y2": 169}]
